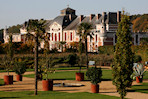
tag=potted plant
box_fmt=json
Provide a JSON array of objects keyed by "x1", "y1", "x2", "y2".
[
  {"x1": 76, "y1": 41, "x2": 84, "y2": 81},
  {"x1": 13, "y1": 59, "x2": 26, "y2": 81},
  {"x1": 86, "y1": 67, "x2": 102, "y2": 93},
  {"x1": 41, "y1": 56, "x2": 56, "y2": 91},
  {"x1": 3, "y1": 34, "x2": 14, "y2": 85},
  {"x1": 3, "y1": 56, "x2": 13, "y2": 85},
  {"x1": 133, "y1": 63, "x2": 147, "y2": 83}
]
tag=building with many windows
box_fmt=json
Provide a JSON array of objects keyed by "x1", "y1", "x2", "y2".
[{"x1": 4, "y1": 7, "x2": 148, "y2": 52}]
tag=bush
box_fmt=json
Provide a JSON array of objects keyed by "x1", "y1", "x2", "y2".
[
  {"x1": 68, "y1": 53, "x2": 78, "y2": 66},
  {"x1": 86, "y1": 67, "x2": 102, "y2": 84},
  {"x1": 98, "y1": 46, "x2": 114, "y2": 55},
  {"x1": 13, "y1": 61, "x2": 26, "y2": 75}
]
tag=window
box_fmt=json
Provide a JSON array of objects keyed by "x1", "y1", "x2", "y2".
[
  {"x1": 136, "y1": 35, "x2": 138, "y2": 44},
  {"x1": 55, "y1": 34, "x2": 57, "y2": 41},
  {"x1": 96, "y1": 35, "x2": 97, "y2": 42},
  {"x1": 52, "y1": 33, "x2": 53, "y2": 41},
  {"x1": 59, "y1": 33, "x2": 60, "y2": 41},
  {"x1": 70, "y1": 32, "x2": 72, "y2": 41},
  {"x1": 65, "y1": 32, "x2": 67, "y2": 41}
]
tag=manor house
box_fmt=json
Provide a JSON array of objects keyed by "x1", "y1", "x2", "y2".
[{"x1": 4, "y1": 7, "x2": 148, "y2": 52}]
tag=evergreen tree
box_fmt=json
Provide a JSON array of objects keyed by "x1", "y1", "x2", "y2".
[{"x1": 112, "y1": 14, "x2": 134, "y2": 99}]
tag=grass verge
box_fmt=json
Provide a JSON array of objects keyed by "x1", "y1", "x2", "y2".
[
  {"x1": 24, "y1": 69, "x2": 112, "y2": 81},
  {"x1": 131, "y1": 83, "x2": 148, "y2": 94},
  {"x1": 0, "y1": 91, "x2": 119, "y2": 99}
]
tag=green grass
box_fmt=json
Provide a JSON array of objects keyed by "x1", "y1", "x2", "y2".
[
  {"x1": 24, "y1": 69, "x2": 112, "y2": 81},
  {"x1": 143, "y1": 71, "x2": 148, "y2": 80},
  {"x1": 0, "y1": 79, "x2": 4, "y2": 86},
  {"x1": 0, "y1": 91, "x2": 119, "y2": 99},
  {"x1": 131, "y1": 83, "x2": 148, "y2": 94},
  {"x1": 55, "y1": 66, "x2": 86, "y2": 70}
]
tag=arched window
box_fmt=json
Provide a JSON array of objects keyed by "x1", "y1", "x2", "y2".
[
  {"x1": 65, "y1": 32, "x2": 66, "y2": 41},
  {"x1": 59, "y1": 33, "x2": 60, "y2": 41},
  {"x1": 70, "y1": 32, "x2": 72, "y2": 41}
]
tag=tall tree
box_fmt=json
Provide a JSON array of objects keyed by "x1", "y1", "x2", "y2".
[
  {"x1": 77, "y1": 22, "x2": 92, "y2": 69},
  {"x1": 26, "y1": 19, "x2": 45, "y2": 95},
  {"x1": 112, "y1": 14, "x2": 134, "y2": 99}
]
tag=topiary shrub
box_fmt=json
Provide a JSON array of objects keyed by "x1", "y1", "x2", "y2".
[{"x1": 86, "y1": 67, "x2": 102, "y2": 85}]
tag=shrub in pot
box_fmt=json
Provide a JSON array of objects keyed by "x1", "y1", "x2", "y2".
[
  {"x1": 2, "y1": 34, "x2": 14, "y2": 85},
  {"x1": 133, "y1": 63, "x2": 147, "y2": 83},
  {"x1": 13, "y1": 60, "x2": 26, "y2": 81},
  {"x1": 86, "y1": 67, "x2": 102, "y2": 93},
  {"x1": 76, "y1": 41, "x2": 84, "y2": 81},
  {"x1": 2, "y1": 56, "x2": 13, "y2": 85},
  {"x1": 41, "y1": 56, "x2": 56, "y2": 91}
]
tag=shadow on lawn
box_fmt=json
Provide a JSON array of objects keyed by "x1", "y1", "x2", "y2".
[
  {"x1": 127, "y1": 89, "x2": 148, "y2": 92},
  {"x1": 0, "y1": 97, "x2": 19, "y2": 99}
]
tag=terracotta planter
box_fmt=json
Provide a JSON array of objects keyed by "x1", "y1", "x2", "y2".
[
  {"x1": 4, "y1": 75, "x2": 13, "y2": 85},
  {"x1": 16, "y1": 75, "x2": 22, "y2": 81},
  {"x1": 91, "y1": 84, "x2": 99, "y2": 93},
  {"x1": 76, "y1": 72, "x2": 84, "y2": 81},
  {"x1": 42, "y1": 79, "x2": 53, "y2": 91},
  {"x1": 136, "y1": 76, "x2": 143, "y2": 83}
]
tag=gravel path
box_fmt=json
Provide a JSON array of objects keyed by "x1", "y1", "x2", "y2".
[{"x1": 0, "y1": 72, "x2": 148, "y2": 99}]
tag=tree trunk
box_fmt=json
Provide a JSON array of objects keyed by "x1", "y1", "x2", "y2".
[
  {"x1": 34, "y1": 36, "x2": 38, "y2": 95},
  {"x1": 85, "y1": 38, "x2": 88, "y2": 69}
]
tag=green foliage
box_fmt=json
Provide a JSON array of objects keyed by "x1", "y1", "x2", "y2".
[
  {"x1": 140, "y1": 38, "x2": 148, "y2": 45},
  {"x1": 134, "y1": 55, "x2": 142, "y2": 63},
  {"x1": 7, "y1": 24, "x2": 21, "y2": 33},
  {"x1": 131, "y1": 14, "x2": 148, "y2": 32},
  {"x1": 112, "y1": 14, "x2": 134, "y2": 99},
  {"x1": 133, "y1": 63, "x2": 146, "y2": 78},
  {"x1": 98, "y1": 46, "x2": 114, "y2": 55},
  {"x1": 13, "y1": 60, "x2": 26, "y2": 75},
  {"x1": 67, "y1": 53, "x2": 77, "y2": 66},
  {"x1": 86, "y1": 67, "x2": 102, "y2": 85},
  {"x1": 2, "y1": 55, "x2": 13, "y2": 75}
]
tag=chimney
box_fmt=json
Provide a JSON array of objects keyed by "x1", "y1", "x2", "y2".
[
  {"x1": 96, "y1": 14, "x2": 101, "y2": 20},
  {"x1": 90, "y1": 14, "x2": 95, "y2": 21},
  {"x1": 102, "y1": 12, "x2": 106, "y2": 23},
  {"x1": 117, "y1": 11, "x2": 121, "y2": 22},
  {"x1": 80, "y1": 15, "x2": 84, "y2": 22}
]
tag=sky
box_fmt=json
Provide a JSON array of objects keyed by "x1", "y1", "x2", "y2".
[{"x1": 0, "y1": 0, "x2": 147, "y2": 29}]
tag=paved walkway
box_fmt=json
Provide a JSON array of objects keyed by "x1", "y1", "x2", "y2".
[{"x1": 0, "y1": 71, "x2": 148, "y2": 99}]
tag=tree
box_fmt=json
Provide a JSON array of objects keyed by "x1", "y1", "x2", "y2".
[
  {"x1": 26, "y1": 19, "x2": 46, "y2": 95},
  {"x1": 77, "y1": 22, "x2": 92, "y2": 69},
  {"x1": 112, "y1": 14, "x2": 134, "y2": 99}
]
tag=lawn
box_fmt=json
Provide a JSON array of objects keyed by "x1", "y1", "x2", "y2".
[
  {"x1": 24, "y1": 69, "x2": 112, "y2": 81},
  {"x1": 131, "y1": 83, "x2": 148, "y2": 94},
  {"x1": 0, "y1": 91, "x2": 119, "y2": 99},
  {"x1": 0, "y1": 79, "x2": 4, "y2": 86}
]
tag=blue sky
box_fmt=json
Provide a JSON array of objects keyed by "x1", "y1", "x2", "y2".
[{"x1": 0, "y1": 0, "x2": 147, "y2": 29}]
